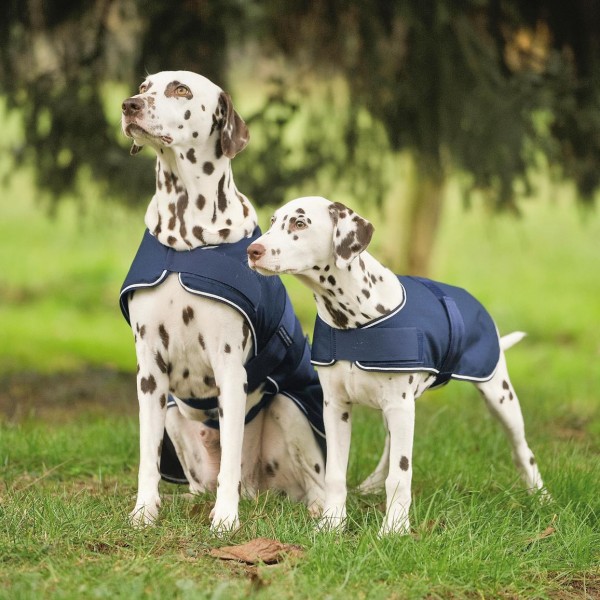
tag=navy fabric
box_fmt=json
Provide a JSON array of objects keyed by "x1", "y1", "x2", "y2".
[
  {"x1": 311, "y1": 275, "x2": 500, "y2": 388},
  {"x1": 120, "y1": 228, "x2": 326, "y2": 482}
]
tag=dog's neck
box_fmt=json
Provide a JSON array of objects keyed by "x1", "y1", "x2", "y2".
[
  {"x1": 296, "y1": 252, "x2": 404, "y2": 329},
  {"x1": 145, "y1": 144, "x2": 257, "y2": 249}
]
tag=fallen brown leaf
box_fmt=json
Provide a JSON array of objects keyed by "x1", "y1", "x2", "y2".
[
  {"x1": 210, "y1": 537, "x2": 304, "y2": 565},
  {"x1": 525, "y1": 515, "x2": 557, "y2": 546}
]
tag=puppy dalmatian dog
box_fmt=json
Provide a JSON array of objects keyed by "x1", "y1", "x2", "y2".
[
  {"x1": 248, "y1": 196, "x2": 548, "y2": 536},
  {"x1": 119, "y1": 72, "x2": 327, "y2": 532}
]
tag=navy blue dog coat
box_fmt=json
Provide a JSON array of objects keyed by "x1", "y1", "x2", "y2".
[
  {"x1": 120, "y1": 228, "x2": 325, "y2": 483},
  {"x1": 311, "y1": 276, "x2": 500, "y2": 389}
]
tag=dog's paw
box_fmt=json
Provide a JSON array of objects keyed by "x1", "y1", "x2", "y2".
[
  {"x1": 129, "y1": 501, "x2": 160, "y2": 528},
  {"x1": 209, "y1": 507, "x2": 240, "y2": 535},
  {"x1": 316, "y1": 507, "x2": 346, "y2": 532},
  {"x1": 378, "y1": 514, "x2": 410, "y2": 538}
]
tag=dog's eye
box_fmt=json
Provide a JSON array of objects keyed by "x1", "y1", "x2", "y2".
[
  {"x1": 175, "y1": 85, "x2": 191, "y2": 97},
  {"x1": 139, "y1": 83, "x2": 148, "y2": 93},
  {"x1": 295, "y1": 220, "x2": 307, "y2": 230}
]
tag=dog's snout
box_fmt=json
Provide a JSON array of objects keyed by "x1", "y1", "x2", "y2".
[
  {"x1": 247, "y1": 243, "x2": 266, "y2": 262},
  {"x1": 122, "y1": 97, "x2": 145, "y2": 116}
]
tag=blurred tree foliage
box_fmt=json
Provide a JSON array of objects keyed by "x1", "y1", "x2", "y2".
[{"x1": 1, "y1": 1, "x2": 599, "y2": 266}]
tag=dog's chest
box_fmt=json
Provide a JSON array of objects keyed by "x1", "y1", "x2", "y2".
[{"x1": 129, "y1": 275, "x2": 248, "y2": 400}]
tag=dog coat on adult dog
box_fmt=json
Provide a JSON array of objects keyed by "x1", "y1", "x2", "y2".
[
  {"x1": 247, "y1": 196, "x2": 548, "y2": 536},
  {"x1": 120, "y1": 72, "x2": 326, "y2": 531}
]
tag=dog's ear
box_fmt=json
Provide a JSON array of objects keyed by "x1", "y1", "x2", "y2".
[
  {"x1": 219, "y1": 92, "x2": 249, "y2": 158},
  {"x1": 130, "y1": 142, "x2": 143, "y2": 156},
  {"x1": 328, "y1": 201, "x2": 374, "y2": 269}
]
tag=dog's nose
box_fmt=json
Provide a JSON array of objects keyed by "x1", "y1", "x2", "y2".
[
  {"x1": 247, "y1": 243, "x2": 266, "y2": 262},
  {"x1": 122, "y1": 97, "x2": 144, "y2": 116}
]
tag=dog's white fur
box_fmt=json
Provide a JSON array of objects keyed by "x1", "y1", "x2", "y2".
[
  {"x1": 248, "y1": 196, "x2": 547, "y2": 536},
  {"x1": 121, "y1": 72, "x2": 324, "y2": 531}
]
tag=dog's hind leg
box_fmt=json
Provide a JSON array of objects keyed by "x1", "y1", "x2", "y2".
[
  {"x1": 475, "y1": 351, "x2": 547, "y2": 496},
  {"x1": 165, "y1": 404, "x2": 220, "y2": 493},
  {"x1": 357, "y1": 425, "x2": 390, "y2": 494}
]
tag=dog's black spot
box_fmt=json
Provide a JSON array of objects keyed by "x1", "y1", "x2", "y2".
[
  {"x1": 362, "y1": 289, "x2": 370, "y2": 299},
  {"x1": 155, "y1": 351, "x2": 168, "y2": 373},
  {"x1": 399, "y1": 456, "x2": 410, "y2": 471},
  {"x1": 192, "y1": 226, "x2": 205, "y2": 242},
  {"x1": 140, "y1": 375, "x2": 157, "y2": 394},
  {"x1": 314, "y1": 463, "x2": 321, "y2": 474},
  {"x1": 324, "y1": 265, "x2": 330, "y2": 272},
  {"x1": 509, "y1": 392, "x2": 514, "y2": 400},
  {"x1": 327, "y1": 275, "x2": 336, "y2": 286},
  {"x1": 217, "y1": 174, "x2": 227, "y2": 212},
  {"x1": 499, "y1": 396, "x2": 505, "y2": 404},
  {"x1": 159, "y1": 393, "x2": 166, "y2": 409},
  {"x1": 159, "y1": 324, "x2": 169, "y2": 349},
  {"x1": 241, "y1": 321, "x2": 251, "y2": 350},
  {"x1": 203, "y1": 161, "x2": 214, "y2": 175},
  {"x1": 195, "y1": 194, "x2": 206, "y2": 211},
  {"x1": 409, "y1": 375, "x2": 414, "y2": 384},
  {"x1": 182, "y1": 368, "x2": 190, "y2": 379},
  {"x1": 224, "y1": 343, "x2": 231, "y2": 353},
  {"x1": 192, "y1": 131, "x2": 198, "y2": 138},
  {"x1": 313, "y1": 265, "x2": 320, "y2": 271},
  {"x1": 502, "y1": 380, "x2": 510, "y2": 390},
  {"x1": 402, "y1": 392, "x2": 406, "y2": 399},
  {"x1": 215, "y1": 136, "x2": 223, "y2": 159},
  {"x1": 341, "y1": 412, "x2": 349, "y2": 422},
  {"x1": 182, "y1": 306, "x2": 194, "y2": 325},
  {"x1": 375, "y1": 304, "x2": 387, "y2": 315},
  {"x1": 184, "y1": 110, "x2": 191, "y2": 120},
  {"x1": 198, "y1": 334, "x2": 206, "y2": 349},
  {"x1": 319, "y1": 275, "x2": 326, "y2": 283},
  {"x1": 186, "y1": 148, "x2": 196, "y2": 163}
]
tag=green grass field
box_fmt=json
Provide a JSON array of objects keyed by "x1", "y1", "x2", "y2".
[{"x1": 1, "y1": 167, "x2": 599, "y2": 598}]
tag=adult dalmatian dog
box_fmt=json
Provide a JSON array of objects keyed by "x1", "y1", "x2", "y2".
[
  {"x1": 247, "y1": 196, "x2": 549, "y2": 536},
  {"x1": 119, "y1": 72, "x2": 327, "y2": 531}
]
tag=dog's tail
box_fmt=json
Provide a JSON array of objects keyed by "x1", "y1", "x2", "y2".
[{"x1": 500, "y1": 331, "x2": 526, "y2": 351}]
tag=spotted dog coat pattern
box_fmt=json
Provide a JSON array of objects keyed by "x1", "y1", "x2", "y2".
[
  {"x1": 120, "y1": 227, "x2": 326, "y2": 478},
  {"x1": 311, "y1": 275, "x2": 501, "y2": 388},
  {"x1": 247, "y1": 196, "x2": 548, "y2": 537}
]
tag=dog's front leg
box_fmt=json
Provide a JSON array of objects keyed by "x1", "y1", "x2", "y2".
[
  {"x1": 379, "y1": 381, "x2": 416, "y2": 536},
  {"x1": 210, "y1": 363, "x2": 247, "y2": 533},
  {"x1": 130, "y1": 350, "x2": 169, "y2": 526},
  {"x1": 318, "y1": 377, "x2": 353, "y2": 531}
]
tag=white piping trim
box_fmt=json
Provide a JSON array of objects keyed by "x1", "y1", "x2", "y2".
[
  {"x1": 178, "y1": 274, "x2": 258, "y2": 356},
  {"x1": 120, "y1": 269, "x2": 170, "y2": 303},
  {"x1": 360, "y1": 280, "x2": 407, "y2": 329}
]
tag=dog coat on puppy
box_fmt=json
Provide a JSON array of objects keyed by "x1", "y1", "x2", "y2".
[{"x1": 312, "y1": 275, "x2": 501, "y2": 388}]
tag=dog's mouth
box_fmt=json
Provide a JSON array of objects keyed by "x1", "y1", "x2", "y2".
[{"x1": 124, "y1": 122, "x2": 173, "y2": 145}]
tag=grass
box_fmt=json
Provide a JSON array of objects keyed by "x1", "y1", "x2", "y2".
[{"x1": 1, "y1": 162, "x2": 599, "y2": 597}]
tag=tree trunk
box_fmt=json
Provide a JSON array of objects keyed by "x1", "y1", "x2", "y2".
[{"x1": 381, "y1": 154, "x2": 445, "y2": 277}]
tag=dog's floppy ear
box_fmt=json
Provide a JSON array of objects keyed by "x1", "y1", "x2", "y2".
[
  {"x1": 328, "y1": 201, "x2": 374, "y2": 269},
  {"x1": 219, "y1": 91, "x2": 249, "y2": 158}
]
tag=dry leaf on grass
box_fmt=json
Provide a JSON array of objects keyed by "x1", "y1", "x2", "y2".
[
  {"x1": 525, "y1": 515, "x2": 557, "y2": 546},
  {"x1": 210, "y1": 537, "x2": 304, "y2": 565}
]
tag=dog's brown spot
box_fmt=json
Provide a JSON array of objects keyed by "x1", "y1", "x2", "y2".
[
  {"x1": 218, "y1": 228, "x2": 230, "y2": 239},
  {"x1": 409, "y1": 375, "x2": 414, "y2": 384},
  {"x1": 196, "y1": 194, "x2": 206, "y2": 210},
  {"x1": 159, "y1": 394, "x2": 166, "y2": 409},
  {"x1": 341, "y1": 412, "x2": 349, "y2": 422},
  {"x1": 217, "y1": 174, "x2": 227, "y2": 212},
  {"x1": 399, "y1": 456, "x2": 410, "y2": 471},
  {"x1": 140, "y1": 375, "x2": 157, "y2": 394},
  {"x1": 167, "y1": 236, "x2": 177, "y2": 246},
  {"x1": 502, "y1": 380, "x2": 509, "y2": 390},
  {"x1": 168, "y1": 202, "x2": 177, "y2": 229},
  {"x1": 184, "y1": 110, "x2": 191, "y2": 120},
  {"x1": 530, "y1": 456, "x2": 536, "y2": 465},
  {"x1": 327, "y1": 275, "x2": 336, "y2": 286},
  {"x1": 192, "y1": 226, "x2": 205, "y2": 242},
  {"x1": 186, "y1": 148, "x2": 196, "y2": 164},
  {"x1": 158, "y1": 324, "x2": 169, "y2": 349},
  {"x1": 203, "y1": 161, "x2": 214, "y2": 175},
  {"x1": 198, "y1": 333, "x2": 206, "y2": 349},
  {"x1": 362, "y1": 289, "x2": 370, "y2": 299},
  {"x1": 183, "y1": 368, "x2": 190, "y2": 379},
  {"x1": 176, "y1": 193, "x2": 189, "y2": 240},
  {"x1": 155, "y1": 351, "x2": 168, "y2": 374},
  {"x1": 224, "y1": 343, "x2": 231, "y2": 353},
  {"x1": 182, "y1": 306, "x2": 194, "y2": 325},
  {"x1": 314, "y1": 463, "x2": 321, "y2": 474}
]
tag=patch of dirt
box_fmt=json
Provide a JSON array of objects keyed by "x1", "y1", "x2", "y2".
[{"x1": 0, "y1": 367, "x2": 137, "y2": 423}]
